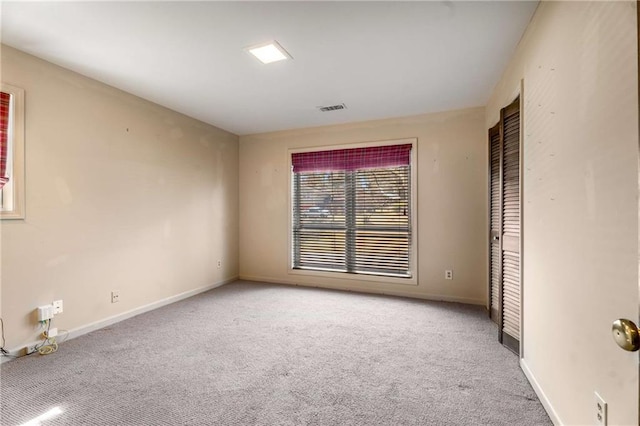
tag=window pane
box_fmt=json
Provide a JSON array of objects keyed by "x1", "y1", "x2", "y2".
[
  {"x1": 294, "y1": 229, "x2": 347, "y2": 272},
  {"x1": 298, "y1": 172, "x2": 345, "y2": 227},
  {"x1": 293, "y1": 171, "x2": 346, "y2": 272},
  {"x1": 355, "y1": 167, "x2": 409, "y2": 228},
  {"x1": 354, "y1": 166, "x2": 411, "y2": 276},
  {"x1": 354, "y1": 230, "x2": 410, "y2": 276}
]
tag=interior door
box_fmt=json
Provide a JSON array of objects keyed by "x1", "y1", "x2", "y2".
[
  {"x1": 488, "y1": 124, "x2": 501, "y2": 325},
  {"x1": 500, "y1": 99, "x2": 521, "y2": 354},
  {"x1": 488, "y1": 98, "x2": 521, "y2": 355}
]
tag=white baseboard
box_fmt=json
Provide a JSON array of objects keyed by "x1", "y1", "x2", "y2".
[
  {"x1": 2, "y1": 276, "x2": 237, "y2": 363},
  {"x1": 238, "y1": 275, "x2": 486, "y2": 306},
  {"x1": 521, "y1": 358, "x2": 562, "y2": 425}
]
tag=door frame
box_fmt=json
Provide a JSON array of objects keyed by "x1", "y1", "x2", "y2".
[
  {"x1": 636, "y1": 0, "x2": 640, "y2": 424},
  {"x1": 517, "y1": 79, "x2": 525, "y2": 360}
]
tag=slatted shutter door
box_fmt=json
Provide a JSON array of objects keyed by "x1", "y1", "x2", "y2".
[
  {"x1": 500, "y1": 99, "x2": 521, "y2": 353},
  {"x1": 488, "y1": 124, "x2": 502, "y2": 322}
]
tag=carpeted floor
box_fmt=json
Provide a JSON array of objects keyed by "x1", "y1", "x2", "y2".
[{"x1": 1, "y1": 281, "x2": 551, "y2": 425}]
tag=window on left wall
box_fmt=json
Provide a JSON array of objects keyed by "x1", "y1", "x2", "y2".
[{"x1": 1, "y1": 83, "x2": 25, "y2": 219}]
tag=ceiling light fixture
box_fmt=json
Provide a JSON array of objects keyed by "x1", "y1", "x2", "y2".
[{"x1": 246, "y1": 40, "x2": 292, "y2": 64}]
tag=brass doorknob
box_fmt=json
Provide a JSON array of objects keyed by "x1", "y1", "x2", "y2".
[{"x1": 612, "y1": 319, "x2": 640, "y2": 352}]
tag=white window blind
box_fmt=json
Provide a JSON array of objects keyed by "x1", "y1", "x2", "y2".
[{"x1": 292, "y1": 144, "x2": 412, "y2": 278}]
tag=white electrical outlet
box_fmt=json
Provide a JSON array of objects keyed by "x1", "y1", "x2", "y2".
[
  {"x1": 217, "y1": 260, "x2": 222, "y2": 268},
  {"x1": 595, "y1": 392, "x2": 607, "y2": 426},
  {"x1": 45, "y1": 327, "x2": 58, "y2": 338},
  {"x1": 111, "y1": 291, "x2": 120, "y2": 303},
  {"x1": 445, "y1": 270, "x2": 453, "y2": 280},
  {"x1": 52, "y1": 299, "x2": 63, "y2": 314}
]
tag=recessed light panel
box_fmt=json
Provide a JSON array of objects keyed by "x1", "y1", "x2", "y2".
[{"x1": 246, "y1": 41, "x2": 291, "y2": 64}]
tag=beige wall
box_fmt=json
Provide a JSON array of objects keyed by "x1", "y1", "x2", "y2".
[
  {"x1": 239, "y1": 107, "x2": 487, "y2": 304},
  {"x1": 487, "y1": 1, "x2": 638, "y2": 424},
  {"x1": 0, "y1": 46, "x2": 239, "y2": 350}
]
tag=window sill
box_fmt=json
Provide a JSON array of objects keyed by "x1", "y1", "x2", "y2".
[{"x1": 288, "y1": 267, "x2": 418, "y2": 286}]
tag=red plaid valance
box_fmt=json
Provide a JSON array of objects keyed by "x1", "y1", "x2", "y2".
[
  {"x1": 0, "y1": 92, "x2": 10, "y2": 189},
  {"x1": 292, "y1": 143, "x2": 412, "y2": 173}
]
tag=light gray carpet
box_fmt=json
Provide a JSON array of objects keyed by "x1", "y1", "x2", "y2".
[{"x1": 1, "y1": 281, "x2": 550, "y2": 425}]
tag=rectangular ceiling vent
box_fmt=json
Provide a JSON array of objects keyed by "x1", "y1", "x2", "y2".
[{"x1": 318, "y1": 103, "x2": 347, "y2": 112}]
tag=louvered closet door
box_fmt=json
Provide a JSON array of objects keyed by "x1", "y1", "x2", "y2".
[
  {"x1": 488, "y1": 124, "x2": 502, "y2": 323},
  {"x1": 500, "y1": 99, "x2": 520, "y2": 354}
]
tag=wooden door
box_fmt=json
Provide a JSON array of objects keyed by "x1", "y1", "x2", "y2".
[
  {"x1": 500, "y1": 99, "x2": 520, "y2": 354},
  {"x1": 488, "y1": 97, "x2": 520, "y2": 355},
  {"x1": 488, "y1": 124, "x2": 501, "y2": 324}
]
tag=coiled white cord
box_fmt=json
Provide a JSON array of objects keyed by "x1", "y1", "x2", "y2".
[{"x1": 34, "y1": 319, "x2": 59, "y2": 356}]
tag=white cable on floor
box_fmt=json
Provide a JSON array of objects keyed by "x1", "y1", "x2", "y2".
[{"x1": 37, "y1": 337, "x2": 58, "y2": 355}]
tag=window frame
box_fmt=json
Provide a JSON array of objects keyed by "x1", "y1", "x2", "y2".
[
  {"x1": 288, "y1": 138, "x2": 418, "y2": 286},
  {"x1": 1, "y1": 83, "x2": 25, "y2": 220}
]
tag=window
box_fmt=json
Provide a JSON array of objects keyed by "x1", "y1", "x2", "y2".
[
  {"x1": 1, "y1": 83, "x2": 25, "y2": 219},
  {"x1": 291, "y1": 141, "x2": 414, "y2": 279}
]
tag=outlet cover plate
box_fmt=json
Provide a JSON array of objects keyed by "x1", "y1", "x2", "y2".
[
  {"x1": 52, "y1": 300, "x2": 63, "y2": 314},
  {"x1": 595, "y1": 391, "x2": 607, "y2": 426}
]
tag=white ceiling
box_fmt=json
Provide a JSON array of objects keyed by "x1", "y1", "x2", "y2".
[{"x1": 1, "y1": 1, "x2": 538, "y2": 136}]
